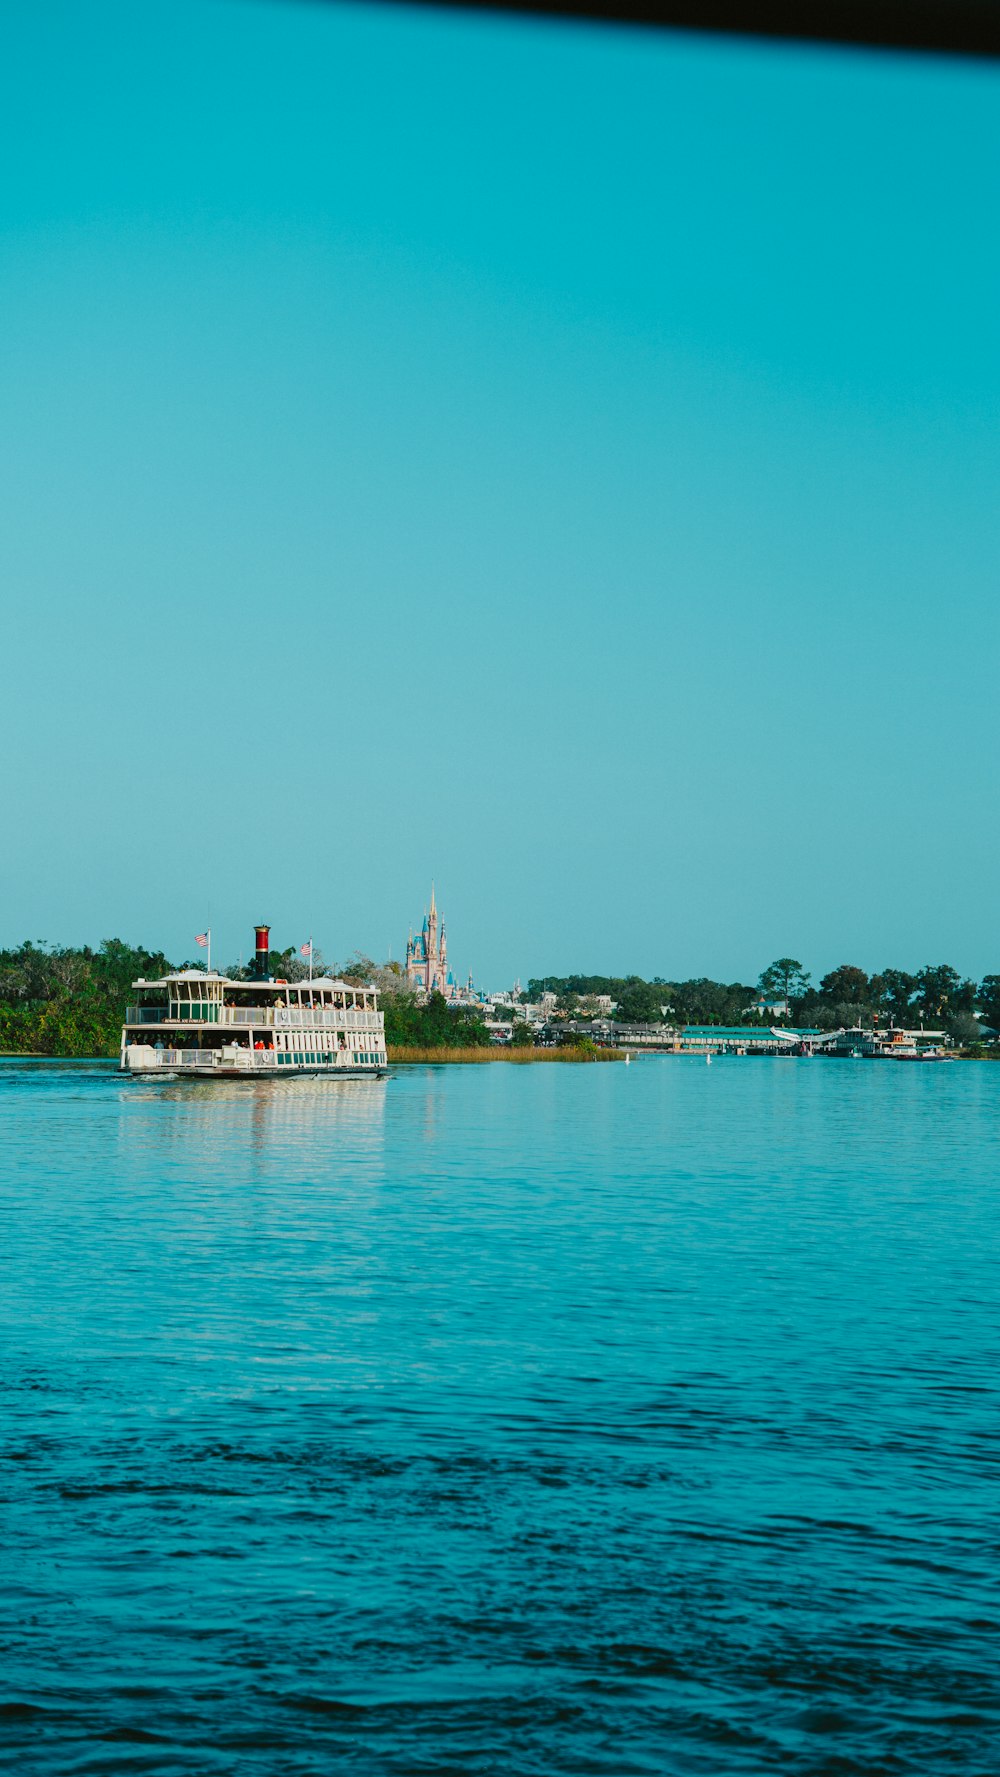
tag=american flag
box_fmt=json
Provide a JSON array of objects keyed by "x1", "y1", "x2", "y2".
[
  {"x1": 195, "y1": 933, "x2": 209, "y2": 948},
  {"x1": 300, "y1": 940, "x2": 313, "y2": 958}
]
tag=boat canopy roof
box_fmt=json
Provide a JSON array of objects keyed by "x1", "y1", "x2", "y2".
[
  {"x1": 131, "y1": 970, "x2": 375, "y2": 995},
  {"x1": 132, "y1": 970, "x2": 230, "y2": 986}
]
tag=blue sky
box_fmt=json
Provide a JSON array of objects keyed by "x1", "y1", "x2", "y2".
[{"x1": 3, "y1": 0, "x2": 998, "y2": 986}]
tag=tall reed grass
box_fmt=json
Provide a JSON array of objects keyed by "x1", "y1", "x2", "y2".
[{"x1": 387, "y1": 1045, "x2": 624, "y2": 1065}]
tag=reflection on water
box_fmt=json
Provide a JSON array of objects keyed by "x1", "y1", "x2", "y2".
[
  {"x1": 119, "y1": 1069, "x2": 389, "y2": 1157},
  {"x1": 2, "y1": 1057, "x2": 1000, "y2": 1776}
]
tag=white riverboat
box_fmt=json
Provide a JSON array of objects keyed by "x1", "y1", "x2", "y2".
[{"x1": 121, "y1": 923, "x2": 387, "y2": 1079}]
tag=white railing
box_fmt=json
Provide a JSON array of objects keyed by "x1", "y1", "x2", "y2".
[
  {"x1": 154, "y1": 1049, "x2": 216, "y2": 1068},
  {"x1": 271, "y1": 1009, "x2": 381, "y2": 1030},
  {"x1": 125, "y1": 1005, "x2": 382, "y2": 1032},
  {"x1": 127, "y1": 1047, "x2": 277, "y2": 1071},
  {"x1": 125, "y1": 1045, "x2": 385, "y2": 1074}
]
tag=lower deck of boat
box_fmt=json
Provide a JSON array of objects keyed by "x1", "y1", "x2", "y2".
[{"x1": 124, "y1": 1063, "x2": 387, "y2": 1080}]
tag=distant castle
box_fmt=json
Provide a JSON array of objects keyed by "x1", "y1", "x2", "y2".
[{"x1": 405, "y1": 886, "x2": 463, "y2": 1000}]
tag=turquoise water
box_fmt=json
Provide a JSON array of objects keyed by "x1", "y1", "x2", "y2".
[{"x1": 2, "y1": 1056, "x2": 999, "y2": 1774}]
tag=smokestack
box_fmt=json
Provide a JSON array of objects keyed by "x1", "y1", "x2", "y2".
[{"x1": 254, "y1": 924, "x2": 270, "y2": 979}]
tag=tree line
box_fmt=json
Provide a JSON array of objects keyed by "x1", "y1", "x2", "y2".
[
  {"x1": 526, "y1": 974, "x2": 761, "y2": 1027},
  {"x1": 528, "y1": 961, "x2": 1000, "y2": 1041},
  {"x1": 0, "y1": 940, "x2": 175, "y2": 1056},
  {"x1": 757, "y1": 958, "x2": 998, "y2": 1042},
  {"x1": 2, "y1": 940, "x2": 996, "y2": 1057}
]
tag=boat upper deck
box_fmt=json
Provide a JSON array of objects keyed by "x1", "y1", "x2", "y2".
[{"x1": 125, "y1": 971, "x2": 382, "y2": 1030}]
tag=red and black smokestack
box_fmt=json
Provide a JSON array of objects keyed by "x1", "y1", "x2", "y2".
[{"x1": 253, "y1": 924, "x2": 270, "y2": 980}]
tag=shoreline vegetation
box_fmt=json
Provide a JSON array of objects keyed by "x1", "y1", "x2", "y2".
[
  {"x1": 0, "y1": 940, "x2": 997, "y2": 1059},
  {"x1": 529, "y1": 961, "x2": 1000, "y2": 1057},
  {"x1": 387, "y1": 1044, "x2": 621, "y2": 1064}
]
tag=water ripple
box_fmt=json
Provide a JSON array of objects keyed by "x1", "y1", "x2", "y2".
[{"x1": 2, "y1": 1058, "x2": 999, "y2": 1773}]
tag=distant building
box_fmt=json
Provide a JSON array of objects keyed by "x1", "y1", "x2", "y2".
[{"x1": 405, "y1": 886, "x2": 463, "y2": 1000}]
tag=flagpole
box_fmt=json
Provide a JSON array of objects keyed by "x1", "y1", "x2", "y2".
[
  {"x1": 207, "y1": 927, "x2": 211, "y2": 976},
  {"x1": 309, "y1": 936, "x2": 313, "y2": 984}
]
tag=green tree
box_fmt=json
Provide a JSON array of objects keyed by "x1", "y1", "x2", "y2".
[
  {"x1": 510, "y1": 1021, "x2": 534, "y2": 1047},
  {"x1": 338, "y1": 952, "x2": 378, "y2": 984},
  {"x1": 614, "y1": 982, "x2": 666, "y2": 1023},
  {"x1": 914, "y1": 964, "x2": 965, "y2": 1022},
  {"x1": 757, "y1": 959, "x2": 811, "y2": 1009},
  {"x1": 977, "y1": 975, "x2": 1000, "y2": 1034},
  {"x1": 382, "y1": 990, "x2": 490, "y2": 1049},
  {"x1": 668, "y1": 979, "x2": 758, "y2": 1025},
  {"x1": 818, "y1": 965, "x2": 870, "y2": 1005},
  {"x1": 872, "y1": 969, "x2": 916, "y2": 1022}
]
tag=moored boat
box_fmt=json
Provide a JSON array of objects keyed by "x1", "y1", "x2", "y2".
[{"x1": 121, "y1": 924, "x2": 387, "y2": 1079}]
